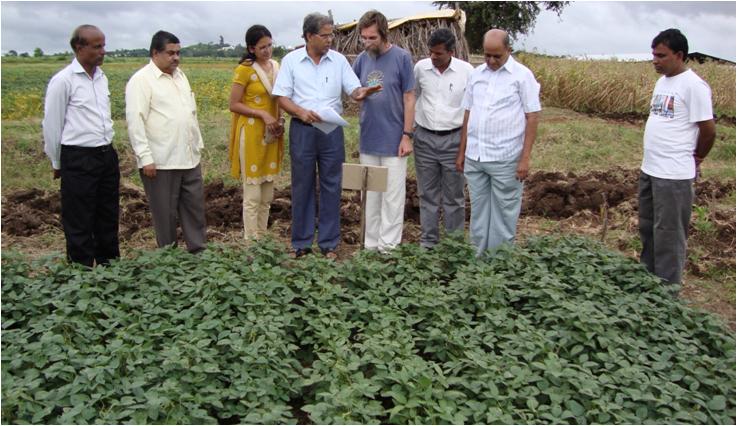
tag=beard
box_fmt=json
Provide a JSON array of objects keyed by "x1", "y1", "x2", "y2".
[{"x1": 366, "y1": 45, "x2": 382, "y2": 58}]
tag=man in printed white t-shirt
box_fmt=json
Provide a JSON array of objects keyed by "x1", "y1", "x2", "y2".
[{"x1": 639, "y1": 28, "x2": 716, "y2": 291}]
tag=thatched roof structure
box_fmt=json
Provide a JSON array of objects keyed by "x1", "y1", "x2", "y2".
[
  {"x1": 687, "y1": 52, "x2": 735, "y2": 66},
  {"x1": 333, "y1": 9, "x2": 469, "y2": 62}
]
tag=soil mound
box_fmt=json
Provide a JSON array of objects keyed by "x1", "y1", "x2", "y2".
[
  {"x1": 2, "y1": 189, "x2": 61, "y2": 236},
  {"x1": 3, "y1": 169, "x2": 733, "y2": 246},
  {"x1": 522, "y1": 167, "x2": 639, "y2": 218}
]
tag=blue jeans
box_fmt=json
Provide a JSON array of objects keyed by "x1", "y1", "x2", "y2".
[
  {"x1": 464, "y1": 157, "x2": 523, "y2": 256},
  {"x1": 638, "y1": 171, "x2": 693, "y2": 286},
  {"x1": 289, "y1": 119, "x2": 344, "y2": 251}
]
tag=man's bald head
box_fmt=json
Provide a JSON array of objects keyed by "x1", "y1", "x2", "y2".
[
  {"x1": 482, "y1": 29, "x2": 511, "y2": 71},
  {"x1": 483, "y1": 29, "x2": 511, "y2": 50}
]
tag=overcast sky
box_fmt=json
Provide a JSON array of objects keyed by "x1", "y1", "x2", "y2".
[{"x1": 2, "y1": 1, "x2": 735, "y2": 61}]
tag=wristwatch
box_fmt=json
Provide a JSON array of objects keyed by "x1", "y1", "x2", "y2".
[{"x1": 402, "y1": 131, "x2": 414, "y2": 139}]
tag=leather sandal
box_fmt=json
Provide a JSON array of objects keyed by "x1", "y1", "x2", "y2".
[
  {"x1": 289, "y1": 248, "x2": 312, "y2": 258},
  {"x1": 321, "y1": 248, "x2": 338, "y2": 260}
]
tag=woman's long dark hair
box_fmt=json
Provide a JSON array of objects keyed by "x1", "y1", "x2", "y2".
[{"x1": 239, "y1": 25, "x2": 272, "y2": 64}]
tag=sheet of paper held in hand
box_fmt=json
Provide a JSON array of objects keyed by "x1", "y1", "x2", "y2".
[{"x1": 312, "y1": 107, "x2": 350, "y2": 135}]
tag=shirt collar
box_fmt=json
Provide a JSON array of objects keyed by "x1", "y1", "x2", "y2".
[
  {"x1": 70, "y1": 57, "x2": 103, "y2": 79},
  {"x1": 298, "y1": 46, "x2": 334, "y2": 64},
  {"x1": 148, "y1": 59, "x2": 181, "y2": 78},
  {"x1": 485, "y1": 55, "x2": 517, "y2": 74},
  {"x1": 449, "y1": 57, "x2": 459, "y2": 71},
  {"x1": 423, "y1": 57, "x2": 459, "y2": 73}
]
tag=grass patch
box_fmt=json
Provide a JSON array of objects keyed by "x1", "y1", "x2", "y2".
[
  {"x1": 3, "y1": 108, "x2": 733, "y2": 192},
  {"x1": 534, "y1": 108, "x2": 735, "y2": 181}
]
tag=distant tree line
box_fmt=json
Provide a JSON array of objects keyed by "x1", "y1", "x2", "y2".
[{"x1": 4, "y1": 40, "x2": 289, "y2": 60}]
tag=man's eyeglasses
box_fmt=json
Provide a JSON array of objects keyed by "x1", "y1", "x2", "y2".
[{"x1": 317, "y1": 33, "x2": 335, "y2": 40}]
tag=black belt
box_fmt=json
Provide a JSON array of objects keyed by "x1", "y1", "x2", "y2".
[
  {"x1": 61, "y1": 144, "x2": 114, "y2": 152},
  {"x1": 418, "y1": 126, "x2": 461, "y2": 136}
]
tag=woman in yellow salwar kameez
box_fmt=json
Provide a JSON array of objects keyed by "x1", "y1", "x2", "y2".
[{"x1": 228, "y1": 25, "x2": 284, "y2": 240}]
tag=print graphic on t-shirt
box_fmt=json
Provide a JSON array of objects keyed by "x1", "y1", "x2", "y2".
[
  {"x1": 650, "y1": 93, "x2": 675, "y2": 118},
  {"x1": 366, "y1": 70, "x2": 384, "y2": 87},
  {"x1": 366, "y1": 70, "x2": 384, "y2": 98}
]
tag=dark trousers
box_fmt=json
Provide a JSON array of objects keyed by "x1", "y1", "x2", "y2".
[
  {"x1": 289, "y1": 119, "x2": 344, "y2": 251},
  {"x1": 638, "y1": 171, "x2": 694, "y2": 286},
  {"x1": 60, "y1": 144, "x2": 120, "y2": 267},
  {"x1": 140, "y1": 165, "x2": 207, "y2": 253}
]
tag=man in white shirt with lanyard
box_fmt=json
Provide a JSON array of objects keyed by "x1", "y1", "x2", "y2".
[
  {"x1": 126, "y1": 30, "x2": 207, "y2": 254},
  {"x1": 43, "y1": 25, "x2": 120, "y2": 267},
  {"x1": 639, "y1": 28, "x2": 716, "y2": 291},
  {"x1": 456, "y1": 29, "x2": 541, "y2": 256},
  {"x1": 413, "y1": 28, "x2": 473, "y2": 250}
]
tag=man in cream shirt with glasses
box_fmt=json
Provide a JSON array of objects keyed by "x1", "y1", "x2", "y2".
[{"x1": 125, "y1": 30, "x2": 207, "y2": 254}]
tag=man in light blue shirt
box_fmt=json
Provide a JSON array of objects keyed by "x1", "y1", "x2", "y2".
[{"x1": 273, "y1": 12, "x2": 377, "y2": 259}]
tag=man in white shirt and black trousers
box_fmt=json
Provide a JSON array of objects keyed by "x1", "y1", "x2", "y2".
[
  {"x1": 456, "y1": 29, "x2": 541, "y2": 256},
  {"x1": 43, "y1": 25, "x2": 120, "y2": 267},
  {"x1": 639, "y1": 28, "x2": 716, "y2": 292},
  {"x1": 126, "y1": 31, "x2": 207, "y2": 254},
  {"x1": 413, "y1": 28, "x2": 474, "y2": 250}
]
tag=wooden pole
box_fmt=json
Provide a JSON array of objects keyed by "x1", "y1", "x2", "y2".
[
  {"x1": 599, "y1": 192, "x2": 609, "y2": 242},
  {"x1": 359, "y1": 167, "x2": 368, "y2": 249}
]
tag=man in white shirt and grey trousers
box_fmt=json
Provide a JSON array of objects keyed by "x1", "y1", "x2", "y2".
[
  {"x1": 126, "y1": 30, "x2": 207, "y2": 253},
  {"x1": 456, "y1": 29, "x2": 541, "y2": 256},
  {"x1": 413, "y1": 28, "x2": 474, "y2": 249},
  {"x1": 43, "y1": 25, "x2": 120, "y2": 267},
  {"x1": 639, "y1": 28, "x2": 716, "y2": 291}
]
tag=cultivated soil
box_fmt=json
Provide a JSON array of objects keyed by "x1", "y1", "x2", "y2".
[{"x1": 2, "y1": 167, "x2": 735, "y2": 328}]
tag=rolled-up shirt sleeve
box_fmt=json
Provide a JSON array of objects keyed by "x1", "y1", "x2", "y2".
[
  {"x1": 125, "y1": 75, "x2": 155, "y2": 167},
  {"x1": 272, "y1": 55, "x2": 294, "y2": 98},
  {"x1": 520, "y1": 70, "x2": 542, "y2": 113},
  {"x1": 42, "y1": 76, "x2": 69, "y2": 170},
  {"x1": 341, "y1": 56, "x2": 361, "y2": 96},
  {"x1": 461, "y1": 76, "x2": 474, "y2": 111}
]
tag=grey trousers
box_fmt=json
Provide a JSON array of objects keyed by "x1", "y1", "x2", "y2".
[
  {"x1": 638, "y1": 171, "x2": 693, "y2": 286},
  {"x1": 140, "y1": 165, "x2": 207, "y2": 253},
  {"x1": 414, "y1": 126, "x2": 466, "y2": 248}
]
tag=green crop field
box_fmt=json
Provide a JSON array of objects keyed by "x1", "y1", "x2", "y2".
[
  {"x1": 2, "y1": 237, "x2": 735, "y2": 424},
  {"x1": 2, "y1": 56, "x2": 735, "y2": 424}
]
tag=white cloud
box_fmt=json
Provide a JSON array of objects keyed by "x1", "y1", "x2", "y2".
[
  {"x1": 1, "y1": 1, "x2": 439, "y2": 53},
  {"x1": 518, "y1": 1, "x2": 736, "y2": 61}
]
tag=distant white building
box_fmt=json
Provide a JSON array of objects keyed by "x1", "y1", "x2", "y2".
[
  {"x1": 572, "y1": 52, "x2": 735, "y2": 65},
  {"x1": 573, "y1": 53, "x2": 651, "y2": 62}
]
